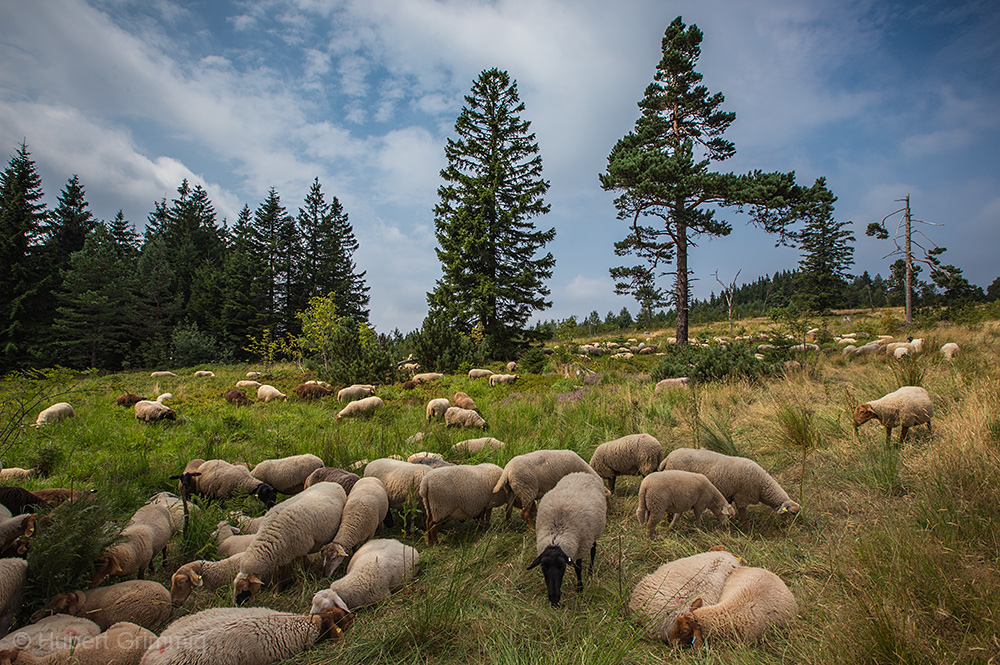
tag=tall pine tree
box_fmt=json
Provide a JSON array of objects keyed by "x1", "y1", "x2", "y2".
[
  {"x1": 253, "y1": 188, "x2": 298, "y2": 335},
  {"x1": 793, "y1": 179, "x2": 855, "y2": 312},
  {"x1": 221, "y1": 205, "x2": 268, "y2": 355},
  {"x1": 428, "y1": 68, "x2": 555, "y2": 355}
]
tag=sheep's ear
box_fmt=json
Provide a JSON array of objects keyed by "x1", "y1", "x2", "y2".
[
  {"x1": 691, "y1": 622, "x2": 704, "y2": 649},
  {"x1": 527, "y1": 554, "x2": 542, "y2": 570},
  {"x1": 690, "y1": 597, "x2": 704, "y2": 611},
  {"x1": 190, "y1": 573, "x2": 203, "y2": 587},
  {"x1": 22, "y1": 514, "x2": 36, "y2": 537}
]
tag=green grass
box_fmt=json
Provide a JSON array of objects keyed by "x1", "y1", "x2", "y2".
[{"x1": 3, "y1": 313, "x2": 1000, "y2": 663}]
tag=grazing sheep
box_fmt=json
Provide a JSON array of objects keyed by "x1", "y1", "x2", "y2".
[
  {"x1": 303, "y1": 467, "x2": 360, "y2": 495},
  {"x1": 412, "y1": 373, "x2": 443, "y2": 383},
  {"x1": 188, "y1": 459, "x2": 277, "y2": 507},
  {"x1": 140, "y1": 605, "x2": 353, "y2": 665},
  {"x1": 149, "y1": 371, "x2": 177, "y2": 378},
  {"x1": 406, "y1": 452, "x2": 452, "y2": 468},
  {"x1": 234, "y1": 481, "x2": 347, "y2": 605},
  {"x1": 893, "y1": 347, "x2": 910, "y2": 358},
  {"x1": 312, "y1": 539, "x2": 419, "y2": 611},
  {"x1": 145, "y1": 492, "x2": 191, "y2": 534},
  {"x1": 659, "y1": 449, "x2": 800, "y2": 530},
  {"x1": 419, "y1": 463, "x2": 506, "y2": 545},
  {"x1": 444, "y1": 406, "x2": 488, "y2": 429},
  {"x1": 655, "y1": 377, "x2": 690, "y2": 391},
  {"x1": 246, "y1": 371, "x2": 263, "y2": 379},
  {"x1": 294, "y1": 383, "x2": 333, "y2": 400},
  {"x1": 425, "y1": 398, "x2": 450, "y2": 421},
  {"x1": 0, "y1": 615, "x2": 101, "y2": 657},
  {"x1": 320, "y1": 477, "x2": 389, "y2": 576},
  {"x1": 251, "y1": 453, "x2": 324, "y2": 495},
  {"x1": 169, "y1": 555, "x2": 249, "y2": 607},
  {"x1": 669, "y1": 566, "x2": 797, "y2": 647},
  {"x1": 401, "y1": 379, "x2": 419, "y2": 390},
  {"x1": 362, "y1": 459, "x2": 430, "y2": 512},
  {"x1": 468, "y1": 369, "x2": 494, "y2": 379},
  {"x1": 493, "y1": 449, "x2": 601, "y2": 524},
  {"x1": 0, "y1": 487, "x2": 48, "y2": 515},
  {"x1": 30, "y1": 580, "x2": 171, "y2": 631},
  {"x1": 214, "y1": 521, "x2": 255, "y2": 557},
  {"x1": 449, "y1": 437, "x2": 505, "y2": 457},
  {"x1": 0, "y1": 558, "x2": 27, "y2": 638},
  {"x1": 34, "y1": 402, "x2": 74, "y2": 427},
  {"x1": 528, "y1": 472, "x2": 607, "y2": 607},
  {"x1": 193, "y1": 370, "x2": 215, "y2": 378},
  {"x1": 28, "y1": 487, "x2": 93, "y2": 506},
  {"x1": 589, "y1": 433, "x2": 663, "y2": 493},
  {"x1": 941, "y1": 342, "x2": 960, "y2": 360},
  {"x1": 116, "y1": 392, "x2": 146, "y2": 407},
  {"x1": 224, "y1": 387, "x2": 252, "y2": 406},
  {"x1": 92, "y1": 503, "x2": 174, "y2": 587},
  {"x1": 235, "y1": 380, "x2": 261, "y2": 388},
  {"x1": 636, "y1": 470, "x2": 736, "y2": 538},
  {"x1": 452, "y1": 391, "x2": 479, "y2": 411},
  {"x1": 853, "y1": 386, "x2": 934, "y2": 446},
  {"x1": 336, "y1": 396, "x2": 384, "y2": 420},
  {"x1": 256, "y1": 385, "x2": 287, "y2": 402},
  {"x1": 337, "y1": 384, "x2": 376, "y2": 403},
  {"x1": 628, "y1": 549, "x2": 742, "y2": 643},
  {"x1": 134, "y1": 399, "x2": 176, "y2": 422},
  {"x1": 0, "y1": 620, "x2": 157, "y2": 665},
  {"x1": 488, "y1": 373, "x2": 519, "y2": 387}
]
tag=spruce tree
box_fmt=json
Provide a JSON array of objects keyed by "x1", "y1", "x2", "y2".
[
  {"x1": 601, "y1": 17, "x2": 808, "y2": 345},
  {"x1": 428, "y1": 68, "x2": 555, "y2": 355},
  {"x1": 221, "y1": 205, "x2": 268, "y2": 355},
  {"x1": 44, "y1": 175, "x2": 96, "y2": 267},
  {"x1": 253, "y1": 188, "x2": 298, "y2": 334},
  {"x1": 0, "y1": 142, "x2": 47, "y2": 371},
  {"x1": 793, "y1": 178, "x2": 855, "y2": 312}
]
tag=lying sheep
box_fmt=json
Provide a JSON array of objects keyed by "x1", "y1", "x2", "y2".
[
  {"x1": 488, "y1": 373, "x2": 519, "y2": 387},
  {"x1": 34, "y1": 402, "x2": 75, "y2": 427},
  {"x1": 528, "y1": 472, "x2": 607, "y2": 607},
  {"x1": 636, "y1": 470, "x2": 735, "y2": 538},
  {"x1": 412, "y1": 373, "x2": 443, "y2": 383},
  {"x1": 444, "y1": 406, "x2": 488, "y2": 429},
  {"x1": 116, "y1": 392, "x2": 146, "y2": 407},
  {"x1": 224, "y1": 387, "x2": 252, "y2": 406},
  {"x1": 0, "y1": 468, "x2": 37, "y2": 483},
  {"x1": 134, "y1": 400, "x2": 176, "y2": 422},
  {"x1": 140, "y1": 605, "x2": 353, "y2": 665},
  {"x1": 303, "y1": 467, "x2": 360, "y2": 495},
  {"x1": 29, "y1": 487, "x2": 93, "y2": 507},
  {"x1": 234, "y1": 481, "x2": 347, "y2": 605},
  {"x1": 215, "y1": 521, "x2": 255, "y2": 558},
  {"x1": 426, "y1": 398, "x2": 450, "y2": 421},
  {"x1": 320, "y1": 477, "x2": 389, "y2": 576},
  {"x1": 251, "y1": 453, "x2": 324, "y2": 495},
  {"x1": 669, "y1": 566, "x2": 797, "y2": 647},
  {"x1": 468, "y1": 369, "x2": 494, "y2": 379},
  {"x1": 30, "y1": 580, "x2": 171, "y2": 631},
  {"x1": 188, "y1": 459, "x2": 277, "y2": 507},
  {"x1": 450, "y1": 437, "x2": 505, "y2": 458},
  {"x1": 655, "y1": 377, "x2": 689, "y2": 391},
  {"x1": 0, "y1": 614, "x2": 101, "y2": 658},
  {"x1": 0, "y1": 558, "x2": 27, "y2": 638},
  {"x1": 337, "y1": 384, "x2": 376, "y2": 403},
  {"x1": 149, "y1": 371, "x2": 177, "y2": 378},
  {"x1": 0, "y1": 487, "x2": 48, "y2": 515},
  {"x1": 336, "y1": 396, "x2": 384, "y2": 420},
  {"x1": 589, "y1": 433, "x2": 663, "y2": 493},
  {"x1": 235, "y1": 380, "x2": 261, "y2": 388},
  {"x1": 628, "y1": 549, "x2": 742, "y2": 643},
  {"x1": 941, "y1": 342, "x2": 960, "y2": 360},
  {"x1": 312, "y1": 538, "x2": 419, "y2": 611},
  {"x1": 92, "y1": 503, "x2": 174, "y2": 587},
  {"x1": 659, "y1": 449, "x2": 800, "y2": 530},
  {"x1": 193, "y1": 370, "x2": 216, "y2": 378},
  {"x1": 256, "y1": 385, "x2": 287, "y2": 402},
  {"x1": 493, "y1": 449, "x2": 601, "y2": 523},
  {"x1": 419, "y1": 463, "x2": 506, "y2": 545},
  {"x1": 294, "y1": 383, "x2": 333, "y2": 400},
  {"x1": 0, "y1": 620, "x2": 156, "y2": 665},
  {"x1": 452, "y1": 391, "x2": 479, "y2": 411},
  {"x1": 246, "y1": 371, "x2": 263, "y2": 379},
  {"x1": 853, "y1": 386, "x2": 933, "y2": 446}
]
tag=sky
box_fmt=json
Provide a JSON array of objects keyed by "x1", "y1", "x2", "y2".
[{"x1": 1, "y1": 0, "x2": 998, "y2": 334}]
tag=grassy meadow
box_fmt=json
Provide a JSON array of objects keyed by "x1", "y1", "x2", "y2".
[{"x1": 2, "y1": 311, "x2": 999, "y2": 664}]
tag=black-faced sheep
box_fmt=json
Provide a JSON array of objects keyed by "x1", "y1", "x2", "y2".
[
  {"x1": 853, "y1": 385, "x2": 933, "y2": 446},
  {"x1": 187, "y1": 459, "x2": 277, "y2": 507},
  {"x1": 134, "y1": 400, "x2": 175, "y2": 422}
]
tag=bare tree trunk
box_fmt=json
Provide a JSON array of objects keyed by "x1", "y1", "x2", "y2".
[
  {"x1": 903, "y1": 194, "x2": 913, "y2": 325},
  {"x1": 675, "y1": 221, "x2": 689, "y2": 346}
]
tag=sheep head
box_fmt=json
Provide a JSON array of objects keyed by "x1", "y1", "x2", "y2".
[
  {"x1": 311, "y1": 589, "x2": 350, "y2": 615},
  {"x1": 233, "y1": 572, "x2": 262, "y2": 606},
  {"x1": 312, "y1": 604, "x2": 355, "y2": 642},
  {"x1": 170, "y1": 565, "x2": 203, "y2": 606},
  {"x1": 30, "y1": 590, "x2": 86, "y2": 622},
  {"x1": 527, "y1": 544, "x2": 573, "y2": 607},
  {"x1": 777, "y1": 499, "x2": 801, "y2": 516},
  {"x1": 254, "y1": 483, "x2": 277, "y2": 508},
  {"x1": 91, "y1": 553, "x2": 123, "y2": 588},
  {"x1": 322, "y1": 543, "x2": 350, "y2": 577},
  {"x1": 669, "y1": 598, "x2": 705, "y2": 648},
  {"x1": 722, "y1": 503, "x2": 737, "y2": 519},
  {"x1": 853, "y1": 404, "x2": 877, "y2": 427}
]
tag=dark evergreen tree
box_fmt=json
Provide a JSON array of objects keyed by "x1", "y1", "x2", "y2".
[
  {"x1": 253, "y1": 188, "x2": 297, "y2": 334},
  {"x1": 986, "y1": 277, "x2": 1000, "y2": 302},
  {"x1": 132, "y1": 234, "x2": 182, "y2": 367},
  {"x1": 793, "y1": 179, "x2": 855, "y2": 312},
  {"x1": 0, "y1": 142, "x2": 47, "y2": 371},
  {"x1": 221, "y1": 205, "x2": 268, "y2": 356},
  {"x1": 428, "y1": 68, "x2": 555, "y2": 356},
  {"x1": 294, "y1": 178, "x2": 369, "y2": 323},
  {"x1": 107, "y1": 210, "x2": 140, "y2": 258},
  {"x1": 43, "y1": 175, "x2": 96, "y2": 267},
  {"x1": 600, "y1": 17, "x2": 809, "y2": 345}
]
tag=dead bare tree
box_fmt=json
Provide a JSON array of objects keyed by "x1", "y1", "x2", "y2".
[{"x1": 713, "y1": 269, "x2": 741, "y2": 331}]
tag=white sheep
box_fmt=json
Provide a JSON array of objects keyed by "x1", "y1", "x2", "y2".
[
  {"x1": 449, "y1": 437, "x2": 505, "y2": 457},
  {"x1": 233, "y1": 481, "x2": 347, "y2": 605},
  {"x1": 468, "y1": 369, "x2": 494, "y2": 379},
  {"x1": 659, "y1": 448, "x2": 800, "y2": 530},
  {"x1": 134, "y1": 400, "x2": 176, "y2": 422},
  {"x1": 29, "y1": 580, "x2": 171, "y2": 631},
  {"x1": 362, "y1": 458, "x2": 431, "y2": 512},
  {"x1": 0, "y1": 614, "x2": 101, "y2": 658},
  {"x1": 412, "y1": 372, "x2": 443, "y2": 383},
  {"x1": 628, "y1": 549, "x2": 742, "y2": 643},
  {"x1": 149, "y1": 371, "x2": 177, "y2": 378},
  {"x1": 406, "y1": 452, "x2": 452, "y2": 468},
  {"x1": 189, "y1": 459, "x2": 277, "y2": 507},
  {"x1": 853, "y1": 385, "x2": 934, "y2": 446},
  {"x1": 636, "y1": 470, "x2": 735, "y2": 538},
  {"x1": 235, "y1": 380, "x2": 261, "y2": 388},
  {"x1": 214, "y1": 521, "x2": 255, "y2": 557},
  {"x1": 488, "y1": 373, "x2": 519, "y2": 386},
  {"x1": 0, "y1": 467, "x2": 36, "y2": 483},
  {"x1": 193, "y1": 370, "x2": 216, "y2": 378},
  {"x1": 1, "y1": 620, "x2": 156, "y2": 665},
  {"x1": 444, "y1": 406, "x2": 488, "y2": 429},
  {"x1": 419, "y1": 463, "x2": 506, "y2": 545},
  {"x1": 337, "y1": 384, "x2": 376, "y2": 403},
  {"x1": 256, "y1": 385, "x2": 287, "y2": 402},
  {"x1": 655, "y1": 377, "x2": 689, "y2": 391},
  {"x1": 336, "y1": 396, "x2": 384, "y2": 420},
  {"x1": 941, "y1": 342, "x2": 960, "y2": 360},
  {"x1": 668, "y1": 566, "x2": 797, "y2": 647},
  {"x1": 589, "y1": 433, "x2": 663, "y2": 492},
  {"x1": 493, "y1": 449, "x2": 601, "y2": 524},
  {"x1": 528, "y1": 472, "x2": 607, "y2": 607},
  {"x1": 311, "y1": 538, "x2": 419, "y2": 612},
  {"x1": 92, "y1": 503, "x2": 174, "y2": 587},
  {"x1": 0, "y1": 558, "x2": 27, "y2": 638},
  {"x1": 33, "y1": 402, "x2": 74, "y2": 427},
  {"x1": 425, "y1": 398, "x2": 450, "y2": 420},
  {"x1": 251, "y1": 453, "x2": 324, "y2": 495},
  {"x1": 140, "y1": 605, "x2": 353, "y2": 665},
  {"x1": 245, "y1": 371, "x2": 263, "y2": 379},
  {"x1": 320, "y1": 476, "x2": 389, "y2": 576}
]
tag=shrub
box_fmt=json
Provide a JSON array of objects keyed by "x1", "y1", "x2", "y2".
[
  {"x1": 518, "y1": 348, "x2": 548, "y2": 374},
  {"x1": 171, "y1": 320, "x2": 231, "y2": 366},
  {"x1": 651, "y1": 342, "x2": 772, "y2": 385}
]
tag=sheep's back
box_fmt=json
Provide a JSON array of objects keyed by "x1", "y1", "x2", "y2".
[{"x1": 535, "y1": 472, "x2": 607, "y2": 561}]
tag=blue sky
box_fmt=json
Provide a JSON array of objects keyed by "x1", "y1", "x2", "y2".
[{"x1": 1, "y1": 0, "x2": 997, "y2": 333}]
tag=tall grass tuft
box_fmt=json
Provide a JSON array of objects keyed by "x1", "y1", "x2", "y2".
[
  {"x1": 773, "y1": 403, "x2": 822, "y2": 508},
  {"x1": 888, "y1": 354, "x2": 925, "y2": 388},
  {"x1": 699, "y1": 412, "x2": 740, "y2": 456}
]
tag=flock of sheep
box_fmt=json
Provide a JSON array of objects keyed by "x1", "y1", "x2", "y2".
[{"x1": 0, "y1": 337, "x2": 949, "y2": 664}]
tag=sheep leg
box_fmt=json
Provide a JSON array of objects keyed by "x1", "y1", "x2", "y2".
[
  {"x1": 693, "y1": 508, "x2": 704, "y2": 529},
  {"x1": 884, "y1": 426, "x2": 893, "y2": 447},
  {"x1": 589, "y1": 542, "x2": 596, "y2": 573},
  {"x1": 646, "y1": 515, "x2": 658, "y2": 540},
  {"x1": 899, "y1": 425, "x2": 909, "y2": 445},
  {"x1": 738, "y1": 505, "x2": 750, "y2": 532},
  {"x1": 668, "y1": 512, "x2": 682, "y2": 531},
  {"x1": 608, "y1": 476, "x2": 616, "y2": 494},
  {"x1": 575, "y1": 558, "x2": 584, "y2": 592},
  {"x1": 426, "y1": 517, "x2": 440, "y2": 546}
]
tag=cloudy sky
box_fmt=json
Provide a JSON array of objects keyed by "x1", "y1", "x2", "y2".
[{"x1": 2, "y1": 0, "x2": 997, "y2": 333}]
